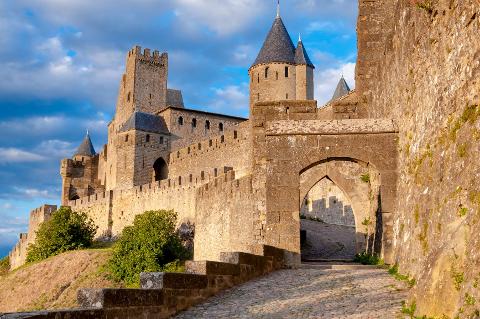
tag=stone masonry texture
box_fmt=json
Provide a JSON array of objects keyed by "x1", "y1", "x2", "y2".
[{"x1": 6, "y1": 1, "x2": 480, "y2": 318}]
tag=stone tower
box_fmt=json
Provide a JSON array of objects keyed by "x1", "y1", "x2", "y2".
[
  {"x1": 249, "y1": 3, "x2": 315, "y2": 112},
  {"x1": 60, "y1": 132, "x2": 103, "y2": 205},
  {"x1": 113, "y1": 46, "x2": 168, "y2": 127}
]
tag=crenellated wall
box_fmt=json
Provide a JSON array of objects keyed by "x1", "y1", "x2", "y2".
[{"x1": 9, "y1": 205, "x2": 57, "y2": 270}]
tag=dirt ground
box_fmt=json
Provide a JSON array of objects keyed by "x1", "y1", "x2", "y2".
[{"x1": 0, "y1": 249, "x2": 123, "y2": 313}]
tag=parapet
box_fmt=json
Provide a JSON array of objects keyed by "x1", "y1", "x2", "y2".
[
  {"x1": 169, "y1": 122, "x2": 250, "y2": 165},
  {"x1": 29, "y1": 204, "x2": 57, "y2": 222},
  {"x1": 128, "y1": 46, "x2": 167, "y2": 65}
]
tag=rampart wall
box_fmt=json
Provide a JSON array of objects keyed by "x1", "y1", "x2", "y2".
[
  {"x1": 168, "y1": 121, "x2": 252, "y2": 179},
  {"x1": 68, "y1": 166, "x2": 236, "y2": 238},
  {"x1": 194, "y1": 171, "x2": 256, "y2": 262},
  {"x1": 9, "y1": 205, "x2": 57, "y2": 270},
  {"x1": 359, "y1": 0, "x2": 480, "y2": 316}
]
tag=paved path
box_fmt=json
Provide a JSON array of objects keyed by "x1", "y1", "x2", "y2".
[{"x1": 175, "y1": 263, "x2": 409, "y2": 319}]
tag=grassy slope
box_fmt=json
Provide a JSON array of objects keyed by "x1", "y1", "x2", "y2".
[{"x1": 0, "y1": 249, "x2": 123, "y2": 313}]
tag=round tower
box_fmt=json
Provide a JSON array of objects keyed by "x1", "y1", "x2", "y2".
[
  {"x1": 248, "y1": 4, "x2": 297, "y2": 112},
  {"x1": 249, "y1": 2, "x2": 315, "y2": 113}
]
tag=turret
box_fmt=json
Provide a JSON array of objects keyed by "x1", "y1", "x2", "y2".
[
  {"x1": 248, "y1": 2, "x2": 315, "y2": 113},
  {"x1": 73, "y1": 131, "x2": 96, "y2": 161},
  {"x1": 331, "y1": 76, "x2": 351, "y2": 101},
  {"x1": 295, "y1": 35, "x2": 315, "y2": 100}
]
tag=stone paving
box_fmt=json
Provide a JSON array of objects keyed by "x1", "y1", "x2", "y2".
[{"x1": 175, "y1": 263, "x2": 409, "y2": 319}]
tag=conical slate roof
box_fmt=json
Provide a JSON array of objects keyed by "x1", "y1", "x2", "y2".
[
  {"x1": 331, "y1": 77, "x2": 351, "y2": 101},
  {"x1": 295, "y1": 39, "x2": 315, "y2": 68},
  {"x1": 119, "y1": 111, "x2": 168, "y2": 134},
  {"x1": 75, "y1": 132, "x2": 96, "y2": 157},
  {"x1": 251, "y1": 17, "x2": 296, "y2": 68}
]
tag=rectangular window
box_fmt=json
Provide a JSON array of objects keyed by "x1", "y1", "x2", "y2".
[{"x1": 285, "y1": 66, "x2": 289, "y2": 78}]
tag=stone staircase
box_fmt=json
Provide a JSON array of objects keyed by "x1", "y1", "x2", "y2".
[{"x1": 0, "y1": 246, "x2": 287, "y2": 319}]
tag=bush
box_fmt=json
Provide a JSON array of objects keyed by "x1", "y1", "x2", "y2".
[
  {"x1": 107, "y1": 210, "x2": 190, "y2": 287},
  {"x1": 26, "y1": 207, "x2": 98, "y2": 263},
  {"x1": 354, "y1": 252, "x2": 384, "y2": 265},
  {"x1": 0, "y1": 256, "x2": 10, "y2": 275}
]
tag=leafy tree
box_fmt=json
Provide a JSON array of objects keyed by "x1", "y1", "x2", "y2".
[
  {"x1": 0, "y1": 256, "x2": 9, "y2": 276},
  {"x1": 108, "y1": 210, "x2": 190, "y2": 286},
  {"x1": 26, "y1": 207, "x2": 97, "y2": 263}
]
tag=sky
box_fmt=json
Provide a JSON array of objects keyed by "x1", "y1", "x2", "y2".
[{"x1": 0, "y1": 0, "x2": 358, "y2": 258}]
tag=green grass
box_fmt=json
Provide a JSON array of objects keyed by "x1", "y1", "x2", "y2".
[{"x1": 360, "y1": 173, "x2": 370, "y2": 183}]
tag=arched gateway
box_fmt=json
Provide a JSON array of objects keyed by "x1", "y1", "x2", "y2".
[{"x1": 251, "y1": 100, "x2": 399, "y2": 265}]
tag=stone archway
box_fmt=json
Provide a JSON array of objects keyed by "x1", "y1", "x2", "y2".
[
  {"x1": 153, "y1": 157, "x2": 168, "y2": 181},
  {"x1": 299, "y1": 159, "x2": 381, "y2": 261}
]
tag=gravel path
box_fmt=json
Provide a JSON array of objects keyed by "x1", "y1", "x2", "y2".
[{"x1": 175, "y1": 264, "x2": 409, "y2": 319}]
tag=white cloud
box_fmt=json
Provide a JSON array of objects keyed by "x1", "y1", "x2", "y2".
[
  {"x1": 314, "y1": 62, "x2": 355, "y2": 106},
  {"x1": 0, "y1": 148, "x2": 46, "y2": 163},
  {"x1": 211, "y1": 83, "x2": 249, "y2": 115},
  {"x1": 34, "y1": 140, "x2": 76, "y2": 158},
  {"x1": 13, "y1": 187, "x2": 57, "y2": 200},
  {"x1": 173, "y1": 0, "x2": 268, "y2": 36}
]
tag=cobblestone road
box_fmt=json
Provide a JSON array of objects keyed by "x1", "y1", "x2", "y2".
[{"x1": 175, "y1": 264, "x2": 409, "y2": 319}]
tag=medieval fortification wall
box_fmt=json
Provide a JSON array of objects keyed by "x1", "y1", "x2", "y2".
[{"x1": 359, "y1": 0, "x2": 480, "y2": 316}]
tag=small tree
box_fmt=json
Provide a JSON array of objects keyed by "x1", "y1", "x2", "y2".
[
  {"x1": 26, "y1": 207, "x2": 97, "y2": 263},
  {"x1": 108, "y1": 210, "x2": 190, "y2": 286},
  {"x1": 0, "y1": 256, "x2": 10, "y2": 276}
]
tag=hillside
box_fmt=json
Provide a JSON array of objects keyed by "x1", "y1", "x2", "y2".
[{"x1": 0, "y1": 249, "x2": 123, "y2": 314}]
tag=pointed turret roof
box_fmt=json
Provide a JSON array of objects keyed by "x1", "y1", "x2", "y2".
[
  {"x1": 75, "y1": 132, "x2": 96, "y2": 157},
  {"x1": 251, "y1": 15, "x2": 296, "y2": 68},
  {"x1": 331, "y1": 76, "x2": 351, "y2": 101},
  {"x1": 295, "y1": 38, "x2": 315, "y2": 68}
]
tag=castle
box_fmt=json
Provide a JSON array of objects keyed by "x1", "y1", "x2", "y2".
[
  {"x1": 8, "y1": 4, "x2": 385, "y2": 270},
  {"x1": 9, "y1": 0, "x2": 479, "y2": 316}
]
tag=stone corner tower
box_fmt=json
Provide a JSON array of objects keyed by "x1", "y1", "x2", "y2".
[{"x1": 248, "y1": 3, "x2": 315, "y2": 113}]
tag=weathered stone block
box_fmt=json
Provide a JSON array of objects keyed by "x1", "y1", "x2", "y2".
[
  {"x1": 140, "y1": 272, "x2": 208, "y2": 290},
  {"x1": 185, "y1": 260, "x2": 240, "y2": 276}
]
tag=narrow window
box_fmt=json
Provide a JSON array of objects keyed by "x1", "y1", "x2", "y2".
[
  {"x1": 160, "y1": 136, "x2": 164, "y2": 144},
  {"x1": 177, "y1": 151, "x2": 180, "y2": 158},
  {"x1": 192, "y1": 118, "x2": 197, "y2": 128},
  {"x1": 127, "y1": 92, "x2": 131, "y2": 102},
  {"x1": 265, "y1": 67, "x2": 269, "y2": 78},
  {"x1": 198, "y1": 143, "x2": 202, "y2": 150},
  {"x1": 285, "y1": 66, "x2": 289, "y2": 78},
  {"x1": 205, "y1": 120, "x2": 210, "y2": 130},
  {"x1": 189, "y1": 174, "x2": 193, "y2": 182},
  {"x1": 178, "y1": 116, "x2": 184, "y2": 125},
  {"x1": 146, "y1": 134, "x2": 150, "y2": 142},
  {"x1": 188, "y1": 147, "x2": 191, "y2": 154},
  {"x1": 149, "y1": 93, "x2": 152, "y2": 99},
  {"x1": 286, "y1": 93, "x2": 289, "y2": 99},
  {"x1": 178, "y1": 176, "x2": 182, "y2": 186},
  {"x1": 234, "y1": 131, "x2": 238, "y2": 139},
  {"x1": 201, "y1": 171, "x2": 205, "y2": 180},
  {"x1": 125, "y1": 134, "x2": 129, "y2": 142},
  {"x1": 219, "y1": 123, "x2": 224, "y2": 131},
  {"x1": 221, "y1": 135, "x2": 225, "y2": 143},
  {"x1": 257, "y1": 93, "x2": 260, "y2": 101},
  {"x1": 276, "y1": 71, "x2": 279, "y2": 80},
  {"x1": 214, "y1": 168, "x2": 218, "y2": 177},
  {"x1": 209, "y1": 140, "x2": 213, "y2": 147},
  {"x1": 257, "y1": 74, "x2": 259, "y2": 83}
]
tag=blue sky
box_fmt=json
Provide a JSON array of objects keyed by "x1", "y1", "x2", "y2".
[{"x1": 0, "y1": 0, "x2": 358, "y2": 258}]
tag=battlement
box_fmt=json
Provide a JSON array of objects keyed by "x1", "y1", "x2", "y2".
[
  {"x1": 169, "y1": 122, "x2": 250, "y2": 165},
  {"x1": 68, "y1": 166, "x2": 234, "y2": 208},
  {"x1": 29, "y1": 204, "x2": 57, "y2": 221},
  {"x1": 128, "y1": 46, "x2": 167, "y2": 65}
]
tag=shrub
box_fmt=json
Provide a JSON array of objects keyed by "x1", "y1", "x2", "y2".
[
  {"x1": 354, "y1": 252, "x2": 384, "y2": 265},
  {"x1": 360, "y1": 173, "x2": 371, "y2": 183},
  {"x1": 26, "y1": 207, "x2": 98, "y2": 263},
  {"x1": 108, "y1": 210, "x2": 190, "y2": 287},
  {"x1": 0, "y1": 256, "x2": 10, "y2": 275}
]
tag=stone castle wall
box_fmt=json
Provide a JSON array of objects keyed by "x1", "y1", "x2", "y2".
[
  {"x1": 194, "y1": 171, "x2": 256, "y2": 261},
  {"x1": 360, "y1": 0, "x2": 480, "y2": 317},
  {"x1": 9, "y1": 205, "x2": 57, "y2": 269}
]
